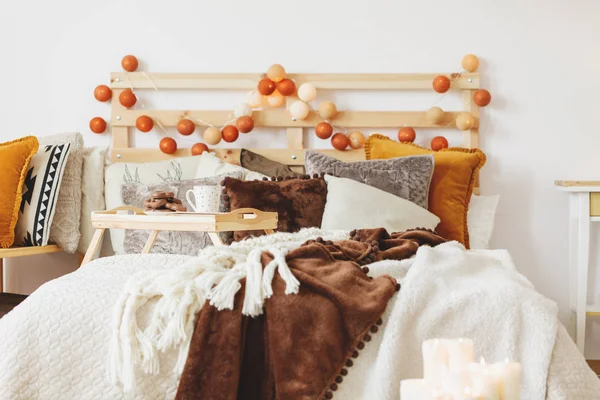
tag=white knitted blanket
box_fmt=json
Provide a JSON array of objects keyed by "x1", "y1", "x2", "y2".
[{"x1": 107, "y1": 228, "x2": 350, "y2": 391}]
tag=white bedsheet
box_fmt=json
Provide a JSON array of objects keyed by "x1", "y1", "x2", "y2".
[{"x1": 0, "y1": 249, "x2": 598, "y2": 399}]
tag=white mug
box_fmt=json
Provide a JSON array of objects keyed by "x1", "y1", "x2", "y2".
[{"x1": 185, "y1": 185, "x2": 221, "y2": 213}]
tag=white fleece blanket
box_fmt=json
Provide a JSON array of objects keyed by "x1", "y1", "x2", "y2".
[{"x1": 0, "y1": 236, "x2": 598, "y2": 399}]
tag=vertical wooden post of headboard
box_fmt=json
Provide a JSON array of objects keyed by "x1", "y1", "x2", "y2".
[
  {"x1": 110, "y1": 89, "x2": 129, "y2": 161},
  {"x1": 285, "y1": 97, "x2": 305, "y2": 173},
  {"x1": 462, "y1": 89, "x2": 480, "y2": 194}
]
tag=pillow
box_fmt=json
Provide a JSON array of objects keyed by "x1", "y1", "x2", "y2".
[
  {"x1": 305, "y1": 150, "x2": 434, "y2": 209},
  {"x1": 240, "y1": 149, "x2": 303, "y2": 178},
  {"x1": 15, "y1": 142, "x2": 71, "y2": 247},
  {"x1": 78, "y1": 147, "x2": 108, "y2": 254},
  {"x1": 38, "y1": 133, "x2": 83, "y2": 253},
  {"x1": 105, "y1": 156, "x2": 204, "y2": 254},
  {"x1": 194, "y1": 152, "x2": 267, "y2": 181},
  {"x1": 221, "y1": 176, "x2": 327, "y2": 242},
  {"x1": 121, "y1": 172, "x2": 243, "y2": 255},
  {"x1": 365, "y1": 134, "x2": 486, "y2": 247},
  {"x1": 0, "y1": 136, "x2": 39, "y2": 248},
  {"x1": 321, "y1": 175, "x2": 440, "y2": 232},
  {"x1": 468, "y1": 194, "x2": 500, "y2": 249}
]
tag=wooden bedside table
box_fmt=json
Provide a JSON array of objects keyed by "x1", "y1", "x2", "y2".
[{"x1": 555, "y1": 180, "x2": 600, "y2": 353}]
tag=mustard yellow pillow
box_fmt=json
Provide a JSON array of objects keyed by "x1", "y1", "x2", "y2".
[
  {"x1": 0, "y1": 136, "x2": 39, "y2": 248},
  {"x1": 365, "y1": 134, "x2": 485, "y2": 248}
]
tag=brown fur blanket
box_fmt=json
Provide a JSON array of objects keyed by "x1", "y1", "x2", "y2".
[{"x1": 175, "y1": 228, "x2": 445, "y2": 400}]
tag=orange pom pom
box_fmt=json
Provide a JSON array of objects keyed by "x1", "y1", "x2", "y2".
[
  {"x1": 222, "y1": 125, "x2": 239, "y2": 143},
  {"x1": 119, "y1": 89, "x2": 137, "y2": 108},
  {"x1": 331, "y1": 133, "x2": 350, "y2": 151},
  {"x1": 277, "y1": 79, "x2": 296, "y2": 96},
  {"x1": 177, "y1": 119, "x2": 196, "y2": 136},
  {"x1": 89, "y1": 117, "x2": 107, "y2": 134},
  {"x1": 136, "y1": 115, "x2": 154, "y2": 132},
  {"x1": 431, "y1": 136, "x2": 449, "y2": 151},
  {"x1": 94, "y1": 85, "x2": 112, "y2": 102},
  {"x1": 159, "y1": 137, "x2": 177, "y2": 154},
  {"x1": 398, "y1": 127, "x2": 416, "y2": 143},
  {"x1": 432, "y1": 75, "x2": 451, "y2": 93},
  {"x1": 473, "y1": 89, "x2": 491, "y2": 107},
  {"x1": 121, "y1": 55, "x2": 139, "y2": 72},
  {"x1": 315, "y1": 122, "x2": 333, "y2": 139},
  {"x1": 236, "y1": 116, "x2": 254, "y2": 133},
  {"x1": 191, "y1": 143, "x2": 209, "y2": 156},
  {"x1": 258, "y1": 78, "x2": 276, "y2": 96}
]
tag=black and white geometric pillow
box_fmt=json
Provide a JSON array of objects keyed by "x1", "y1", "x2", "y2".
[{"x1": 14, "y1": 143, "x2": 71, "y2": 247}]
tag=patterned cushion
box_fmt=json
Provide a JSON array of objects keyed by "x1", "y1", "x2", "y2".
[
  {"x1": 305, "y1": 151, "x2": 434, "y2": 209},
  {"x1": 15, "y1": 143, "x2": 72, "y2": 247},
  {"x1": 121, "y1": 172, "x2": 243, "y2": 256},
  {"x1": 38, "y1": 133, "x2": 83, "y2": 254}
]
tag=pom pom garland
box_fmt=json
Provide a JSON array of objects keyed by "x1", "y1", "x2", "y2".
[
  {"x1": 121, "y1": 55, "x2": 139, "y2": 72},
  {"x1": 277, "y1": 79, "x2": 296, "y2": 96},
  {"x1": 455, "y1": 112, "x2": 475, "y2": 130},
  {"x1": 177, "y1": 119, "x2": 196, "y2": 135},
  {"x1": 318, "y1": 101, "x2": 338, "y2": 119},
  {"x1": 315, "y1": 122, "x2": 334, "y2": 139},
  {"x1": 191, "y1": 143, "x2": 209, "y2": 155},
  {"x1": 119, "y1": 89, "x2": 137, "y2": 108},
  {"x1": 89, "y1": 117, "x2": 107, "y2": 134},
  {"x1": 94, "y1": 85, "x2": 112, "y2": 102},
  {"x1": 204, "y1": 127, "x2": 222, "y2": 145},
  {"x1": 136, "y1": 115, "x2": 154, "y2": 132},
  {"x1": 234, "y1": 103, "x2": 253, "y2": 118},
  {"x1": 222, "y1": 125, "x2": 239, "y2": 143},
  {"x1": 160, "y1": 137, "x2": 177, "y2": 154},
  {"x1": 267, "y1": 64, "x2": 286, "y2": 83},
  {"x1": 348, "y1": 131, "x2": 365, "y2": 149},
  {"x1": 236, "y1": 116, "x2": 254, "y2": 133},
  {"x1": 331, "y1": 133, "x2": 350, "y2": 151},
  {"x1": 398, "y1": 127, "x2": 416, "y2": 143},
  {"x1": 432, "y1": 75, "x2": 451, "y2": 93},
  {"x1": 258, "y1": 78, "x2": 276, "y2": 95},
  {"x1": 462, "y1": 54, "x2": 479, "y2": 72},
  {"x1": 289, "y1": 100, "x2": 310, "y2": 120},
  {"x1": 431, "y1": 136, "x2": 449, "y2": 151},
  {"x1": 297, "y1": 83, "x2": 317, "y2": 102},
  {"x1": 473, "y1": 89, "x2": 491, "y2": 107}
]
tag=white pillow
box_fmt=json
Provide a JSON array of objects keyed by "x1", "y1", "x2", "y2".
[
  {"x1": 78, "y1": 147, "x2": 108, "y2": 254},
  {"x1": 104, "y1": 156, "x2": 204, "y2": 254},
  {"x1": 467, "y1": 194, "x2": 500, "y2": 249},
  {"x1": 194, "y1": 152, "x2": 266, "y2": 181},
  {"x1": 321, "y1": 175, "x2": 440, "y2": 232}
]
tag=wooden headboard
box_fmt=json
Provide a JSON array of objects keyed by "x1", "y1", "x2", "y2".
[{"x1": 108, "y1": 72, "x2": 480, "y2": 168}]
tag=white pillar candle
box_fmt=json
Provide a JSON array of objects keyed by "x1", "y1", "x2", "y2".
[
  {"x1": 447, "y1": 338, "x2": 474, "y2": 372},
  {"x1": 491, "y1": 361, "x2": 521, "y2": 400},
  {"x1": 422, "y1": 339, "x2": 449, "y2": 384},
  {"x1": 441, "y1": 369, "x2": 471, "y2": 399},
  {"x1": 467, "y1": 360, "x2": 499, "y2": 400}
]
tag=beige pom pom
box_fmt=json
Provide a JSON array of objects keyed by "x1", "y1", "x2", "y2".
[
  {"x1": 455, "y1": 112, "x2": 475, "y2": 130},
  {"x1": 204, "y1": 127, "x2": 222, "y2": 145},
  {"x1": 318, "y1": 101, "x2": 338, "y2": 120},
  {"x1": 426, "y1": 107, "x2": 445, "y2": 124},
  {"x1": 462, "y1": 54, "x2": 480, "y2": 72}
]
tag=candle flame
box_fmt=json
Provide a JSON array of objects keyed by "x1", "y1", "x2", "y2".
[{"x1": 479, "y1": 356, "x2": 486, "y2": 365}]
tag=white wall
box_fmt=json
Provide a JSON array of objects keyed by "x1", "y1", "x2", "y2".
[{"x1": 2, "y1": 0, "x2": 600, "y2": 357}]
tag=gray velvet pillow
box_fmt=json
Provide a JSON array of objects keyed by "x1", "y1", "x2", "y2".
[
  {"x1": 305, "y1": 151, "x2": 434, "y2": 209},
  {"x1": 121, "y1": 172, "x2": 243, "y2": 255}
]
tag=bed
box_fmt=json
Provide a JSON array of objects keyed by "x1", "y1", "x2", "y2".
[{"x1": 0, "y1": 70, "x2": 598, "y2": 400}]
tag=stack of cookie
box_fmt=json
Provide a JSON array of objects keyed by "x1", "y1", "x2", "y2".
[{"x1": 143, "y1": 191, "x2": 187, "y2": 212}]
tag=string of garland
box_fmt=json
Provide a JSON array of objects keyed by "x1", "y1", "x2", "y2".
[{"x1": 89, "y1": 56, "x2": 492, "y2": 154}]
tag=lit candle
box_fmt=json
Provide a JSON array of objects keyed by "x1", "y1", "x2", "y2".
[
  {"x1": 467, "y1": 358, "x2": 499, "y2": 400},
  {"x1": 491, "y1": 359, "x2": 521, "y2": 400},
  {"x1": 447, "y1": 338, "x2": 474, "y2": 372},
  {"x1": 422, "y1": 339, "x2": 449, "y2": 383}
]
